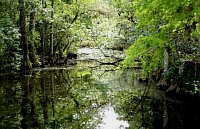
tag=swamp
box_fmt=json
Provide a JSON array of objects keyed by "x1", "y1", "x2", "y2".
[{"x1": 1, "y1": 0, "x2": 200, "y2": 129}]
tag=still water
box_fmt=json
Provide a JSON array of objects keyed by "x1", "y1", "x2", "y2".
[
  {"x1": 0, "y1": 63, "x2": 135, "y2": 129},
  {"x1": 1, "y1": 62, "x2": 200, "y2": 129},
  {"x1": 98, "y1": 106, "x2": 129, "y2": 129}
]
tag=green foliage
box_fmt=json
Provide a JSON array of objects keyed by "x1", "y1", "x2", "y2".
[
  {"x1": 80, "y1": 14, "x2": 93, "y2": 27},
  {"x1": 124, "y1": 35, "x2": 164, "y2": 75},
  {"x1": 122, "y1": 0, "x2": 200, "y2": 77},
  {"x1": 0, "y1": 23, "x2": 22, "y2": 72},
  {"x1": 1, "y1": 0, "x2": 127, "y2": 71},
  {"x1": 46, "y1": 0, "x2": 96, "y2": 56},
  {"x1": 62, "y1": 0, "x2": 73, "y2": 4},
  {"x1": 77, "y1": 70, "x2": 91, "y2": 77},
  {"x1": 112, "y1": 0, "x2": 138, "y2": 49}
]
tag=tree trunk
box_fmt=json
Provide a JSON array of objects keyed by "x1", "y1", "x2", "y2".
[
  {"x1": 9, "y1": 0, "x2": 15, "y2": 22},
  {"x1": 29, "y1": 73, "x2": 39, "y2": 128},
  {"x1": 19, "y1": 0, "x2": 32, "y2": 70},
  {"x1": 40, "y1": 0, "x2": 47, "y2": 66},
  {"x1": 21, "y1": 75, "x2": 30, "y2": 129},
  {"x1": 50, "y1": 0, "x2": 54, "y2": 65},
  {"x1": 29, "y1": 4, "x2": 37, "y2": 67},
  {"x1": 163, "y1": 99, "x2": 168, "y2": 129},
  {"x1": 156, "y1": 49, "x2": 169, "y2": 87},
  {"x1": 40, "y1": 72, "x2": 48, "y2": 126},
  {"x1": 51, "y1": 73, "x2": 56, "y2": 129},
  {"x1": 164, "y1": 49, "x2": 169, "y2": 74}
]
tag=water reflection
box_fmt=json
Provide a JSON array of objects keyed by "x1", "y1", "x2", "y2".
[
  {"x1": 0, "y1": 69, "x2": 110, "y2": 129},
  {"x1": 1, "y1": 67, "x2": 200, "y2": 129},
  {"x1": 98, "y1": 106, "x2": 129, "y2": 129},
  {"x1": 113, "y1": 87, "x2": 200, "y2": 129}
]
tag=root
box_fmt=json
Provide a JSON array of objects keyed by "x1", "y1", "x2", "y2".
[
  {"x1": 166, "y1": 81, "x2": 181, "y2": 93},
  {"x1": 156, "y1": 78, "x2": 168, "y2": 87}
]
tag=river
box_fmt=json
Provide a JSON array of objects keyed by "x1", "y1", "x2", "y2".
[{"x1": 0, "y1": 48, "x2": 200, "y2": 129}]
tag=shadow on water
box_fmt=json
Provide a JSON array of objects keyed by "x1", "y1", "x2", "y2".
[
  {"x1": 113, "y1": 83, "x2": 200, "y2": 129},
  {"x1": 1, "y1": 65, "x2": 200, "y2": 129}
]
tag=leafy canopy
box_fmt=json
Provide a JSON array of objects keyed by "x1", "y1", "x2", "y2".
[{"x1": 123, "y1": 0, "x2": 200, "y2": 75}]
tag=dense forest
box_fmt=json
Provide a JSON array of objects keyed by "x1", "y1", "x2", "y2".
[
  {"x1": 1, "y1": 0, "x2": 200, "y2": 91},
  {"x1": 1, "y1": 0, "x2": 200, "y2": 128}
]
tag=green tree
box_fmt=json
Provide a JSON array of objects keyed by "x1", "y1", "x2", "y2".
[
  {"x1": 0, "y1": 0, "x2": 22, "y2": 72},
  {"x1": 28, "y1": 1, "x2": 38, "y2": 67},
  {"x1": 123, "y1": 0, "x2": 200, "y2": 77},
  {"x1": 19, "y1": 0, "x2": 32, "y2": 70},
  {"x1": 50, "y1": 0, "x2": 54, "y2": 64}
]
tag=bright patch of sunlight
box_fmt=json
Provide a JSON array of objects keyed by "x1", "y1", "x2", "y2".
[{"x1": 98, "y1": 106, "x2": 129, "y2": 129}]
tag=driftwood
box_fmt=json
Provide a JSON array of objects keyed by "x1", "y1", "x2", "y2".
[{"x1": 92, "y1": 58, "x2": 124, "y2": 66}]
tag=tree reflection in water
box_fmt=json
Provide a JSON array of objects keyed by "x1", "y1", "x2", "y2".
[
  {"x1": 1, "y1": 68, "x2": 200, "y2": 129},
  {"x1": 112, "y1": 84, "x2": 200, "y2": 129},
  {"x1": 0, "y1": 69, "x2": 110, "y2": 129},
  {"x1": 98, "y1": 106, "x2": 129, "y2": 129}
]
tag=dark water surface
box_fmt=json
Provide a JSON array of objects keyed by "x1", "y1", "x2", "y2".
[{"x1": 1, "y1": 64, "x2": 200, "y2": 129}]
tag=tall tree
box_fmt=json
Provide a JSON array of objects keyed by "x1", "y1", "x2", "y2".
[
  {"x1": 50, "y1": 0, "x2": 54, "y2": 64},
  {"x1": 29, "y1": 1, "x2": 37, "y2": 67},
  {"x1": 19, "y1": 0, "x2": 32, "y2": 70},
  {"x1": 40, "y1": 0, "x2": 47, "y2": 66}
]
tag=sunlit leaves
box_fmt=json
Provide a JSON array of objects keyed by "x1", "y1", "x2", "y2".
[{"x1": 122, "y1": 0, "x2": 200, "y2": 76}]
